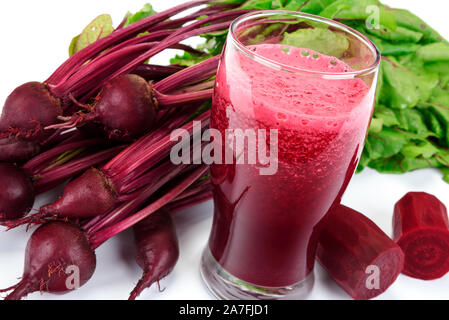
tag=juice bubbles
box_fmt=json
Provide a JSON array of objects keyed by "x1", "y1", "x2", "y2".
[{"x1": 208, "y1": 43, "x2": 376, "y2": 287}]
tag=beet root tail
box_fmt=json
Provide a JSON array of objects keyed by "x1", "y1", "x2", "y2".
[
  {"x1": 0, "y1": 213, "x2": 51, "y2": 231},
  {"x1": 4, "y1": 280, "x2": 32, "y2": 300},
  {"x1": 45, "y1": 113, "x2": 97, "y2": 131},
  {"x1": 128, "y1": 272, "x2": 158, "y2": 300}
]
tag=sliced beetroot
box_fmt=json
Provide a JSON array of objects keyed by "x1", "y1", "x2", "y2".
[
  {"x1": 129, "y1": 209, "x2": 179, "y2": 300},
  {"x1": 317, "y1": 205, "x2": 404, "y2": 300},
  {"x1": 0, "y1": 82, "x2": 62, "y2": 141},
  {"x1": 0, "y1": 163, "x2": 34, "y2": 220},
  {"x1": 393, "y1": 192, "x2": 449, "y2": 280},
  {"x1": 3, "y1": 221, "x2": 96, "y2": 300},
  {"x1": 40, "y1": 168, "x2": 117, "y2": 220}
]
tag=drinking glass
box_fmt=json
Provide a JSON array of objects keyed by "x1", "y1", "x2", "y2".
[{"x1": 201, "y1": 10, "x2": 380, "y2": 300}]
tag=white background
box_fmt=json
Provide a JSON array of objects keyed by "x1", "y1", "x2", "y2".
[{"x1": 0, "y1": 0, "x2": 448, "y2": 300}]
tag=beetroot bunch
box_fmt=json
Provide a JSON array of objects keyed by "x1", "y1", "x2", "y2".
[{"x1": 0, "y1": 1, "x2": 232, "y2": 300}]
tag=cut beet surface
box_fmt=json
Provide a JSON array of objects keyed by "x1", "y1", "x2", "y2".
[
  {"x1": 317, "y1": 205, "x2": 404, "y2": 300},
  {"x1": 393, "y1": 192, "x2": 449, "y2": 280}
]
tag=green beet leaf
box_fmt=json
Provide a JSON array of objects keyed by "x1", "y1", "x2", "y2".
[
  {"x1": 365, "y1": 127, "x2": 410, "y2": 160},
  {"x1": 431, "y1": 86, "x2": 449, "y2": 107},
  {"x1": 424, "y1": 61, "x2": 449, "y2": 88},
  {"x1": 326, "y1": 0, "x2": 396, "y2": 31},
  {"x1": 70, "y1": 14, "x2": 114, "y2": 56},
  {"x1": 366, "y1": 26, "x2": 422, "y2": 43},
  {"x1": 299, "y1": 0, "x2": 338, "y2": 15},
  {"x1": 393, "y1": 108, "x2": 435, "y2": 139},
  {"x1": 417, "y1": 43, "x2": 449, "y2": 62},
  {"x1": 282, "y1": 0, "x2": 316, "y2": 11},
  {"x1": 392, "y1": 8, "x2": 447, "y2": 43},
  {"x1": 380, "y1": 59, "x2": 421, "y2": 109},
  {"x1": 374, "y1": 105, "x2": 399, "y2": 127},
  {"x1": 124, "y1": 4, "x2": 157, "y2": 27},
  {"x1": 369, "y1": 154, "x2": 440, "y2": 173},
  {"x1": 369, "y1": 117, "x2": 384, "y2": 134},
  {"x1": 426, "y1": 103, "x2": 449, "y2": 146},
  {"x1": 280, "y1": 27, "x2": 349, "y2": 57},
  {"x1": 401, "y1": 140, "x2": 439, "y2": 159}
]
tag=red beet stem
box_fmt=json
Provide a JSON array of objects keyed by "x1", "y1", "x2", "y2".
[
  {"x1": 132, "y1": 64, "x2": 184, "y2": 82},
  {"x1": 50, "y1": 43, "x2": 154, "y2": 99},
  {"x1": 86, "y1": 162, "x2": 190, "y2": 235},
  {"x1": 22, "y1": 138, "x2": 105, "y2": 175},
  {"x1": 393, "y1": 192, "x2": 449, "y2": 280},
  {"x1": 171, "y1": 177, "x2": 212, "y2": 202},
  {"x1": 170, "y1": 80, "x2": 216, "y2": 95},
  {"x1": 154, "y1": 56, "x2": 220, "y2": 93},
  {"x1": 167, "y1": 178, "x2": 213, "y2": 213},
  {"x1": 118, "y1": 160, "x2": 182, "y2": 195},
  {"x1": 317, "y1": 205, "x2": 404, "y2": 300},
  {"x1": 46, "y1": 0, "x2": 210, "y2": 85},
  {"x1": 101, "y1": 13, "x2": 245, "y2": 91},
  {"x1": 155, "y1": 89, "x2": 213, "y2": 107},
  {"x1": 89, "y1": 31, "x2": 170, "y2": 67},
  {"x1": 106, "y1": 110, "x2": 210, "y2": 189},
  {"x1": 101, "y1": 111, "x2": 187, "y2": 173},
  {"x1": 55, "y1": 12, "x2": 239, "y2": 103},
  {"x1": 147, "y1": 3, "x2": 231, "y2": 32},
  {"x1": 33, "y1": 145, "x2": 125, "y2": 193},
  {"x1": 89, "y1": 165, "x2": 208, "y2": 249},
  {"x1": 167, "y1": 191, "x2": 213, "y2": 214}
]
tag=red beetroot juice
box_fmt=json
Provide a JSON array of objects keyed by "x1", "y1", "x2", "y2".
[{"x1": 209, "y1": 44, "x2": 376, "y2": 287}]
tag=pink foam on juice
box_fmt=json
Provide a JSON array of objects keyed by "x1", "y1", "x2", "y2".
[{"x1": 209, "y1": 44, "x2": 375, "y2": 287}]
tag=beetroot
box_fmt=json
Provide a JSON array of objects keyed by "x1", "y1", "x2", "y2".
[
  {"x1": 3, "y1": 221, "x2": 96, "y2": 300},
  {"x1": 48, "y1": 75, "x2": 157, "y2": 141},
  {"x1": 40, "y1": 168, "x2": 117, "y2": 220},
  {"x1": 0, "y1": 82, "x2": 62, "y2": 141},
  {"x1": 0, "y1": 138, "x2": 40, "y2": 162},
  {"x1": 393, "y1": 192, "x2": 449, "y2": 280},
  {"x1": 129, "y1": 209, "x2": 179, "y2": 300},
  {"x1": 317, "y1": 205, "x2": 404, "y2": 300},
  {"x1": 0, "y1": 82, "x2": 62, "y2": 161},
  {"x1": 0, "y1": 163, "x2": 34, "y2": 220}
]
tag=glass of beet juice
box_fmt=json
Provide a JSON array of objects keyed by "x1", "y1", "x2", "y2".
[{"x1": 201, "y1": 11, "x2": 380, "y2": 300}]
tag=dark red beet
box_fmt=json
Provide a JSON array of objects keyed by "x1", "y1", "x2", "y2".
[
  {"x1": 49, "y1": 75, "x2": 157, "y2": 141},
  {"x1": 4, "y1": 221, "x2": 96, "y2": 300},
  {"x1": 40, "y1": 168, "x2": 117, "y2": 220},
  {"x1": 129, "y1": 209, "x2": 179, "y2": 300},
  {"x1": 0, "y1": 138, "x2": 40, "y2": 162},
  {"x1": 393, "y1": 192, "x2": 449, "y2": 280},
  {"x1": 317, "y1": 205, "x2": 404, "y2": 300},
  {"x1": 0, "y1": 163, "x2": 34, "y2": 220},
  {"x1": 0, "y1": 82, "x2": 62, "y2": 141}
]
